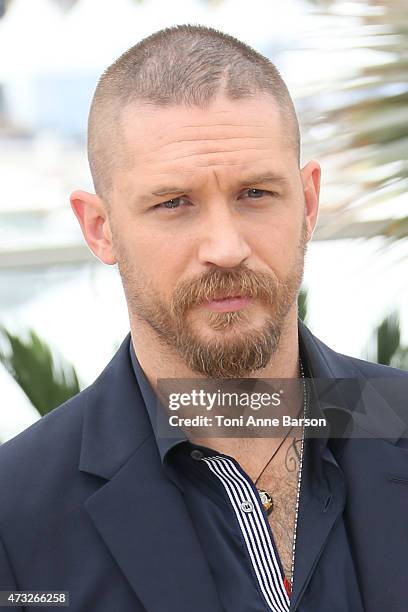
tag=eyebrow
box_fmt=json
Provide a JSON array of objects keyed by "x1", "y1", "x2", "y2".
[
  {"x1": 140, "y1": 172, "x2": 288, "y2": 202},
  {"x1": 236, "y1": 172, "x2": 288, "y2": 187}
]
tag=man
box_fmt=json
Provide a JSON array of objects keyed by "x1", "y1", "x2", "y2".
[{"x1": 0, "y1": 24, "x2": 407, "y2": 612}]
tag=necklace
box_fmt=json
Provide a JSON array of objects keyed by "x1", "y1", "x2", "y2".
[{"x1": 254, "y1": 355, "x2": 308, "y2": 589}]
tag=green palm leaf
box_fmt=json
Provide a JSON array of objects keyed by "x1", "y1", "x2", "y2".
[
  {"x1": 298, "y1": 287, "x2": 309, "y2": 323},
  {"x1": 376, "y1": 311, "x2": 401, "y2": 365},
  {"x1": 0, "y1": 327, "x2": 80, "y2": 416},
  {"x1": 367, "y1": 310, "x2": 408, "y2": 370}
]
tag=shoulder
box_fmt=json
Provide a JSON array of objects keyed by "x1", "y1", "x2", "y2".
[
  {"x1": 0, "y1": 386, "x2": 90, "y2": 494},
  {"x1": 0, "y1": 334, "x2": 135, "y2": 524},
  {"x1": 0, "y1": 334, "x2": 132, "y2": 483},
  {"x1": 0, "y1": 388, "x2": 96, "y2": 549},
  {"x1": 302, "y1": 325, "x2": 408, "y2": 430},
  {"x1": 333, "y1": 350, "x2": 408, "y2": 379},
  {"x1": 306, "y1": 323, "x2": 408, "y2": 379}
]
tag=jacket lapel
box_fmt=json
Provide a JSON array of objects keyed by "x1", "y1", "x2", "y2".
[
  {"x1": 287, "y1": 321, "x2": 349, "y2": 610},
  {"x1": 289, "y1": 418, "x2": 350, "y2": 611},
  {"x1": 78, "y1": 336, "x2": 223, "y2": 612}
]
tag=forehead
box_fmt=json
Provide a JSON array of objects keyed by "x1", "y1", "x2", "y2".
[{"x1": 115, "y1": 96, "x2": 296, "y2": 190}]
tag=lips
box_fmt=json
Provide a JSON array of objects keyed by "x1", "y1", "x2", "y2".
[{"x1": 202, "y1": 295, "x2": 253, "y2": 313}]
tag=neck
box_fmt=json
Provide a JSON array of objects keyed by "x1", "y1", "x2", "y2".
[{"x1": 130, "y1": 304, "x2": 301, "y2": 477}]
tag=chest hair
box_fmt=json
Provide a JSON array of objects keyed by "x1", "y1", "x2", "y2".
[{"x1": 257, "y1": 440, "x2": 302, "y2": 580}]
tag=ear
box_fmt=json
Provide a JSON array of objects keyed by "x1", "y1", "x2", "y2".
[
  {"x1": 70, "y1": 190, "x2": 117, "y2": 265},
  {"x1": 300, "y1": 160, "x2": 321, "y2": 241}
]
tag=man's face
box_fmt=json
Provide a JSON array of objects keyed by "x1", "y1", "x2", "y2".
[{"x1": 106, "y1": 95, "x2": 319, "y2": 378}]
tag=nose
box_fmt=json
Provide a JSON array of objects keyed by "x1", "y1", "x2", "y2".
[{"x1": 197, "y1": 206, "x2": 252, "y2": 268}]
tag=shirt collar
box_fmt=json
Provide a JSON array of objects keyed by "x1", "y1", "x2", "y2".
[{"x1": 129, "y1": 340, "x2": 188, "y2": 462}]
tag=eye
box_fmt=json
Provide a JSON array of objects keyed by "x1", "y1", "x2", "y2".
[
  {"x1": 154, "y1": 197, "x2": 190, "y2": 211},
  {"x1": 243, "y1": 188, "x2": 277, "y2": 199}
]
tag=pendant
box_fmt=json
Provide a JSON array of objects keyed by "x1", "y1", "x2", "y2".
[{"x1": 257, "y1": 489, "x2": 273, "y2": 515}]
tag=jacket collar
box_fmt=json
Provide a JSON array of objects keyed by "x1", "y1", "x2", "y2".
[
  {"x1": 298, "y1": 318, "x2": 407, "y2": 445},
  {"x1": 79, "y1": 332, "x2": 153, "y2": 480}
]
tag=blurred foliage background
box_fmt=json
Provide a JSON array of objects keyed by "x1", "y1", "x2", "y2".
[{"x1": 301, "y1": 0, "x2": 407, "y2": 245}]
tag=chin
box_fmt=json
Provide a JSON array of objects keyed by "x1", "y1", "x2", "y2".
[{"x1": 190, "y1": 314, "x2": 267, "y2": 343}]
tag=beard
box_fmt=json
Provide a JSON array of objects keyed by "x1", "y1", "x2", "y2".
[{"x1": 116, "y1": 217, "x2": 308, "y2": 378}]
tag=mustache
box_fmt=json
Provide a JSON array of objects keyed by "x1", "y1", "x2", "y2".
[{"x1": 170, "y1": 266, "x2": 278, "y2": 316}]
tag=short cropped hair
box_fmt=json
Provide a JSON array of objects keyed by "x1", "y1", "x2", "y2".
[{"x1": 88, "y1": 24, "x2": 301, "y2": 202}]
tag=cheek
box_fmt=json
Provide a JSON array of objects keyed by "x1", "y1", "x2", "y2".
[
  {"x1": 127, "y1": 228, "x2": 190, "y2": 295},
  {"x1": 256, "y1": 218, "x2": 301, "y2": 272}
]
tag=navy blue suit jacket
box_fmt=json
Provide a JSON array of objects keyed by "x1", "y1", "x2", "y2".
[{"x1": 0, "y1": 320, "x2": 407, "y2": 611}]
